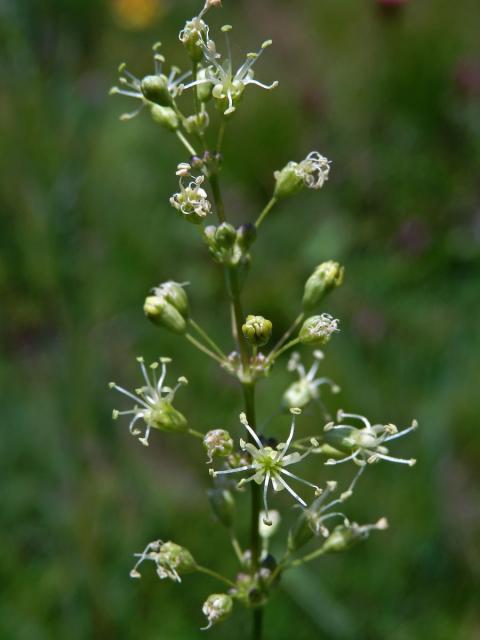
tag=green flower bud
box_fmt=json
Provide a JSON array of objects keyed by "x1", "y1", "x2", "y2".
[
  {"x1": 183, "y1": 111, "x2": 209, "y2": 135},
  {"x1": 322, "y1": 518, "x2": 388, "y2": 553},
  {"x1": 207, "y1": 487, "x2": 235, "y2": 529},
  {"x1": 203, "y1": 225, "x2": 217, "y2": 247},
  {"x1": 302, "y1": 261, "x2": 345, "y2": 310},
  {"x1": 215, "y1": 222, "x2": 237, "y2": 250},
  {"x1": 236, "y1": 223, "x2": 257, "y2": 251},
  {"x1": 129, "y1": 539, "x2": 196, "y2": 581},
  {"x1": 154, "y1": 281, "x2": 189, "y2": 319},
  {"x1": 273, "y1": 163, "x2": 304, "y2": 200},
  {"x1": 196, "y1": 67, "x2": 213, "y2": 102},
  {"x1": 287, "y1": 509, "x2": 316, "y2": 552},
  {"x1": 204, "y1": 429, "x2": 234, "y2": 462},
  {"x1": 141, "y1": 74, "x2": 172, "y2": 106},
  {"x1": 242, "y1": 315, "x2": 273, "y2": 347},
  {"x1": 299, "y1": 314, "x2": 339, "y2": 346},
  {"x1": 148, "y1": 400, "x2": 188, "y2": 433},
  {"x1": 150, "y1": 104, "x2": 179, "y2": 131},
  {"x1": 144, "y1": 295, "x2": 187, "y2": 334},
  {"x1": 202, "y1": 593, "x2": 233, "y2": 630}
]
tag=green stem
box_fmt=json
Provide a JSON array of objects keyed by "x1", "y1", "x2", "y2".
[
  {"x1": 187, "y1": 427, "x2": 205, "y2": 439},
  {"x1": 226, "y1": 266, "x2": 250, "y2": 377},
  {"x1": 185, "y1": 333, "x2": 225, "y2": 365},
  {"x1": 290, "y1": 545, "x2": 327, "y2": 568},
  {"x1": 209, "y1": 171, "x2": 226, "y2": 222},
  {"x1": 255, "y1": 196, "x2": 278, "y2": 229},
  {"x1": 176, "y1": 130, "x2": 197, "y2": 157},
  {"x1": 195, "y1": 565, "x2": 236, "y2": 589},
  {"x1": 229, "y1": 532, "x2": 244, "y2": 565},
  {"x1": 269, "y1": 312, "x2": 304, "y2": 358},
  {"x1": 216, "y1": 120, "x2": 226, "y2": 154},
  {"x1": 269, "y1": 337, "x2": 301, "y2": 362},
  {"x1": 189, "y1": 318, "x2": 228, "y2": 360}
]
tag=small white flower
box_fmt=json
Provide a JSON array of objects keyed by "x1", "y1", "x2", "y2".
[
  {"x1": 324, "y1": 410, "x2": 418, "y2": 467},
  {"x1": 109, "y1": 44, "x2": 190, "y2": 120},
  {"x1": 180, "y1": 26, "x2": 278, "y2": 115},
  {"x1": 110, "y1": 357, "x2": 188, "y2": 446},
  {"x1": 170, "y1": 172, "x2": 212, "y2": 223},
  {"x1": 210, "y1": 409, "x2": 320, "y2": 525},
  {"x1": 129, "y1": 540, "x2": 195, "y2": 582},
  {"x1": 294, "y1": 151, "x2": 331, "y2": 189},
  {"x1": 299, "y1": 313, "x2": 340, "y2": 346},
  {"x1": 283, "y1": 350, "x2": 340, "y2": 411}
]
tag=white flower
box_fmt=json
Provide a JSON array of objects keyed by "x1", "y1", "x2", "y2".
[
  {"x1": 324, "y1": 410, "x2": 418, "y2": 467},
  {"x1": 109, "y1": 357, "x2": 188, "y2": 446},
  {"x1": 210, "y1": 409, "x2": 320, "y2": 525},
  {"x1": 299, "y1": 313, "x2": 340, "y2": 346},
  {"x1": 129, "y1": 540, "x2": 196, "y2": 582},
  {"x1": 294, "y1": 151, "x2": 331, "y2": 189},
  {"x1": 170, "y1": 172, "x2": 212, "y2": 224},
  {"x1": 180, "y1": 26, "x2": 278, "y2": 115},
  {"x1": 109, "y1": 44, "x2": 190, "y2": 120},
  {"x1": 283, "y1": 350, "x2": 340, "y2": 411}
]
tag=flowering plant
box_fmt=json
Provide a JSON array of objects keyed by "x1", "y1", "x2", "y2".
[{"x1": 109, "y1": 1, "x2": 417, "y2": 637}]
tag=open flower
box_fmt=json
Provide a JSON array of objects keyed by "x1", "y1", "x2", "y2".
[
  {"x1": 180, "y1": 25, "x2": 278, "y2": 115},
  {"x1": 109, "y1": 43, "x2": 191, "y2": 120},
  {"x1": 299, "y1": 313, "x2": 340, "y2": 346},
  {"x1": 324, "y1": 410, "x2": 417, "y2": 467},
  {"x1": 110, "y1": 357, "x2": 188, "y2": 446},
  {"x1": 283, "y1": 350, "x2": 340, "y2": 411},
  {"x1": 129, "y1": 540, "x2": 196, "y2": 582},
  {"x1": 274, "y1": 151, "x2": 331, "y2": 199},
  {"x1": 170, "y1": 167, "x2": 212, "y2": 224},
  {"x1": 210, "y1": 409, "x2": 320, "y2": 525}
]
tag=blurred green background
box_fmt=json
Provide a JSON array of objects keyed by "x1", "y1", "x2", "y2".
[{"x1": 1, "y1": 0, "x2": 480, "y2": 638}]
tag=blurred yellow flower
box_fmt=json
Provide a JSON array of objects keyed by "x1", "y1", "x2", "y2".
[{"x1": 111, "y1": 0, "x2": 164, "y2": 30}]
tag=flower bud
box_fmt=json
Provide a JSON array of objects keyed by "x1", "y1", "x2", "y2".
[
  {"x1": 160, "y1": 541, "x2": 196, "y2": 574},
  {"x1": 215, "y1": 222, "x2": 237, "y2": 250},
  {"x1": 242, "y1": 315, "x2": 272, "y2": 347},
  {"x1": 150, "y1": 105, "x2": 179, "y2": 131},
  {"x1": 144, "y1": 295, "x2": 187, "y2": 334},
  {"x1": 202, "y1": 593, "x2": 233, "y2": 630},
  {"x1": 322, "y1": 519, "x2": 388, "y2": 553},
  {"x1": 196, "y1": 67, "x2": 213, "y2": 102},
  {"x1": 299, "y1": 314, "x2": 339, "y2": 346},
  {"x1": 148, "y1": 400, "x2": 188, "y2": 433},
  {"x1": 154, "y1": 281, "x2": 189, "y2": 319},
  {"x1": 273, "y1": 163, "x2": 304, "y2": 200},
  {"x1": 287, "y1": 510, "x2": 316, "y2": 552},
  {"x1": 141, "y1": 75, "x2": 172, "y2": 106},
  {"x1": 183, "y1": 112, "x2": 209, "y2": 135},
  {"x1": 207, "y1": 487, "x2": 235, "y2": 529},
  {"x1": 302, "y1": 261, "x2": 345, "y2": 310},
  {"x1": 203, "y1": 429, "x2": 234, "y2": 462},
  {"x1": 236, "y1": 223, "x2": 257, "y2": 251}
]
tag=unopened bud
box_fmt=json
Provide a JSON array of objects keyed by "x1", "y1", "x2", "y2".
[
  {"x1": 204, "y1": 429, "x2": 234, "y2": 462},
  {"x1": 141, "y1": 75, "x2": 172, "y2": 106},
  {"x1": 201, "y1": 593, "x2": 233, "y2": 630},
  {"x1": 144, "y1": 295, "x2": 187, "y2": 334},
  {"x1": 215, "y1": 222, "x2": 237, "y2": 249},
  {"x1": 154, "y1": 281, "x2": 189, "y2": 319},
  {"x1": 207, "y1": 487, "x2": 235, "y2": 529},
  {"x1": 179, "y1": 18, "x2": 208, "y2": 63},
  {"x1": 196, "y1": 67, "x2": 213, "y2": 102},
  {"x1": 184, "y1": 111, "x2": 209, "y2": 135},
  {"x1": 299, "y1": 314, "x2": 339, "y2": 346},
  {"x1": 302, "y1": 261, "x2": 345, "y2": 310},
  {"x1": 160, "y1": 541, "x2": 196, "y2": 574},
  {"x1": 242, "y1": 315, "x2": 272, "y2": 347},
  {"x1": 236, "y1": 223, "x2": 257, "y2": 251},
  {"x1": 150, "y1": 105, "x2": 179, "y2": 131}
]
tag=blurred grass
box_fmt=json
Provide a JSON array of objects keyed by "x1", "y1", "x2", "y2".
[{"x1": 1, "y1": 0, "x2": 480, "y2": 638}]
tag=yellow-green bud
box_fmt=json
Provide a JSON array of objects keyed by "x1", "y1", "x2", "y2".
[
  {"x1": 273, "y1": 162, "x2": 304, "y2": 199},
  {"x1": 202, "y1": 594, "x2": 233, "y2": 630},
  {"x1": 144, "y1": 295, "x2": 187, "y2": 334},
  {"x1": 242, "y1": 315, "x2": 273, "y2": 347},
  {"x1": 154, "y1": 281, "x2": 189, "y2": 319},
  {"x1": 150, "y1": 105, "x2": 179, "y2": 131},
  {"x1": 196, "y1": 67, "x2": 213, "y2": 102},
  {"x1": 141, "y1": 75, "x2": 171, "y2": 106},
  {"x1": 299, "y1": 314, "x2": 339, "y2": 346},
  {"x1": 215, "y1": 222, "x2": 237, "y2": 249},
  {"x1": 207, "y1": 487, "x2": 235, "y2": 529},
  {"x1": 147, "y1": 400, "x2": 188, "y2": 433},
  {"x1": 302, "y1": 261, "x2": 345, "y2": 310},
  {"x1": 183, "y1": 112, "x2": 209, "y2": 135},
  {"x1": 203, "y1": 429, "x2": 234, "y2": 462}
]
